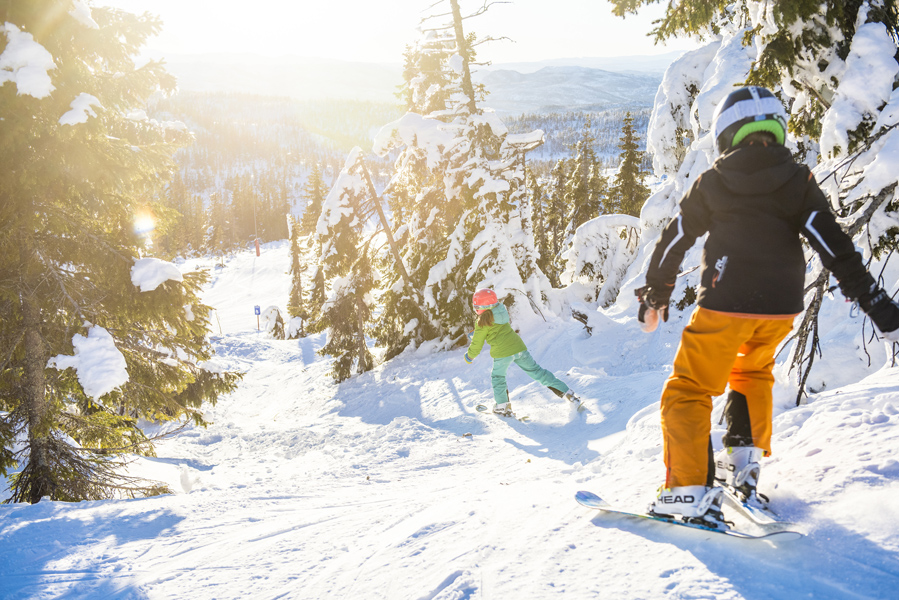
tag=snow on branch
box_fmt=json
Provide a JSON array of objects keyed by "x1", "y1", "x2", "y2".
[
  {"x1": 60, "y1": 93, "x2": 102, "y2": 126},
  {"x1": 131, "y1": 257, "x2": 184, "y2": 292},
  {"x1": 47, "y1": 326, "x2": 129, "y2": 401},
  {"x1": 820, "y1": 21, "x2": 899, "y2": 158},
  {"x1": 69, "y1": 1, "x2": 100, "y2": 29},
  {"x1": 373, "y1": 112, "x2": 454, "y2": 168},
  {"x1": 0, "y1": 22, "x2": 55, "y2": 98}
]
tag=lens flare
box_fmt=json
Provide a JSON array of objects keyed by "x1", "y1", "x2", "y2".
[{"x1": 134, "y1": 211, "x2": 156, "y2": 235}]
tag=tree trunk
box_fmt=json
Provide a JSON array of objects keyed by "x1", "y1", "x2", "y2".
[
  {"x1": 449, "y1": 0, "x2": 478, "y2": 115},
  {"x1": 22, "y1": 294, "x2": 53, "y2": 503},
  {"x1": 359, "y1": 161, "x2": 439, "y2": 339},
  {"x1": 360, "y1": 164, "x2": 413, "y2": 289}
]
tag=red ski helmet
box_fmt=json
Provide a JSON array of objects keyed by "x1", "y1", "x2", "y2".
[{"x1": 472, "y1": 289, "x2": 498, "y2": 314}]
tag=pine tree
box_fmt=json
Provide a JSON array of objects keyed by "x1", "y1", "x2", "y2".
[
  {"x1": 417, "y1": 0, "x2": 548, "y2": 340},
  {"x1": 318, "y1": 246, "x2": 377, "y2": 382},
  {"x1": 565, "y1": 119, "x2": 607, "y2": 231},
  {"x1": 299, "y1": 163, "x2": 327, "y2": 237},
  {"x1": 541, "y1": 159, "x2": 571, "y2": 287},
  {"x1": 527, "y1": 168, "x2": 548, "y2": 265},
  {"x1": 205, "y1": 191, "x2": 231, "y2": 265},
  {"x1": 286, "y1": 215, "x2": 307, "y2": 324},
  {"x1": 305, "y1": 266, "x2": 327, "y2": 332},
  {"x1": 609, "y1": 112, "x2": 651, "y2": 217},
  {"x1": 313, "y1": 149, "x2": 377, "y2": 379},
  {"x1": 0, "y1": 1, "x2": 240, "y2": 503}
]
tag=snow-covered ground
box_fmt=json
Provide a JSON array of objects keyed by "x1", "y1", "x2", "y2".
[{"x1": 2, "y1": 241, "x2": 899, "y2": 599}]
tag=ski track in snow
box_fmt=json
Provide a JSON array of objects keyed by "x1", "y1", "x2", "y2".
[{"x1": 2, "y1": 242, "x2": 899, "y2": 599}]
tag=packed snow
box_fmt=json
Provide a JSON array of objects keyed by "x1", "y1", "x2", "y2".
[{"x1": 3, "y1": 241, "x2": 897, "y2": 599}]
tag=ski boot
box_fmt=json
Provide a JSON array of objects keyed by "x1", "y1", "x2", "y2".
[
  {"x1": 564, "y1": 390, "x2": 585, "y2": 411},
  {"x1": 714, "y1": 446, "x2": 768, "y2": 506},
  {"x1": 648, "y1": 485, "x2": 730, "y2": 530},
  {"x1": 493, "y1": 402, "x2": 513, "y2": 416}
]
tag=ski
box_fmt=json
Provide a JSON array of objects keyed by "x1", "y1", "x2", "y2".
[
  {"x1": 475, "y1": 404, "x2": 530, "y2": 422},
  {"x1": 716, "y1": 485, "x2": 793, "y2": 529},
  {"x1": 575, "y1": 490, "x2": 803, "y2": 542}
]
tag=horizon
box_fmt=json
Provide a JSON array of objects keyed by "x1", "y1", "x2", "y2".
[{"x1": 156, "y1": 48, "x2": 688, "y2": 68}]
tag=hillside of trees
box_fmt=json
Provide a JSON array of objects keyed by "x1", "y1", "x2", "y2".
[
  {"x1": 146, "y1": 92, "x2": 651, "y2": 260},
  {"x1": 507, "y1": 107, "x2": 651, "y2": 170},
  {"x1": 147, "y1": 93, "x2": 404, "y2": 259}
]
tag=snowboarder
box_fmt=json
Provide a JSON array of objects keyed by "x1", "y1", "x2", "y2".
[
  {"x1": 635, "y1": 86, "x2": 899, "y2": 528},
  {"x1": 464, "y1": 288, "x2": 579, "y2": 415}
]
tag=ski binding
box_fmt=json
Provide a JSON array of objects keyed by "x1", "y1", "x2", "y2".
[
  {"x1": 716, "y1": 485, "x2": 794, "y2": 529},
  {"x1": 575, "y1": 490, "x2": 802, "y2": 542}
]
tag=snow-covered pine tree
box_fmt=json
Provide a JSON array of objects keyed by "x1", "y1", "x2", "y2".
[
  {"x1": 314, "y1": 148, "x2": 377, "y2": 379},
  {"x1": 400, "y1": 24, "x2": 458, "y2": 118},
  {"x1": 609, "y1": 112, "x2": 651, "y2": 217},
  {"x1": 562, "y1": 215, "x2": 642, "y2": 306},
  {"x1": 319, "y1": 248, "x2": 377, "y2": 382},
  {"x1": 0, "y1": 1, "x2": 240, "y2": 503},
  {"x1": 299, "y1": 162, "x2": 327, "y2": 237},
  {"x1": 369, "y1": 28, "x2": 462, "y2": 358},
  {"x1": 417, "y1": 0, "x2": 548, "y2": 341},
  {"x1": 611, "y1": 0, "x2": 899, "y2": 400},
  {"x1": 371, "y1": 0, "x2": 548, "y2": 348}
]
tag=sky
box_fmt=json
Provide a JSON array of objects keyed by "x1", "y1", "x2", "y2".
[{"x1": 96, "y1": 0, "x2": 699, "y2": 64}]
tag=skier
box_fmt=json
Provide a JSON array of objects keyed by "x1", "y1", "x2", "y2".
[
  {"x1": 636, "y1": 86, "x2": 899, "y2": 528},
  {"x1": 464, "y1": 288, "x2": 579, "y2": 415}
]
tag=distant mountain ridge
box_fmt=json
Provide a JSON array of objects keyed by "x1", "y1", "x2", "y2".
[
  {"x1": 163, "y1": 53, "x2": 672, "y2": 115},
  {"x1": 472, "y1": 66, "x2": 661, "y2": 115}
]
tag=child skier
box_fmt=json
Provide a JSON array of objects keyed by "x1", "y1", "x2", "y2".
[
  {"x1": 464, "y1": 288, "x2": 579, "y2": 415},
  {"x1": 636, "y1": 86, "x2": 899, "y2": 528}
]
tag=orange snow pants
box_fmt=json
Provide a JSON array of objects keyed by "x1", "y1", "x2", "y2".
[{"x1": 661, "y1": 308, "x2": 795, "y2": 488}]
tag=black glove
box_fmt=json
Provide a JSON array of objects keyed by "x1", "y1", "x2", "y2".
[
  {"x1": 635, "y1": 285, "x2": 671, "y2": 332},
  {"x1": 859, "y1": 286, "x2": 899, "y2": 341}
]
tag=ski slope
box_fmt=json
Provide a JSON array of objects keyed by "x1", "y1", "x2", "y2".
[{"x1": 2, "y1": 241, "x2": 898, "y2": 599}]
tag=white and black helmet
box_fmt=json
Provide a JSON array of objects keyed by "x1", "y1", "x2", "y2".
[{"x1": 711, "y1": 86, "x2": 788, "y2": 154}]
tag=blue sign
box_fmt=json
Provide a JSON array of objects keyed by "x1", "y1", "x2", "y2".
[{"x1": 254, "y1": 305, "x2": 261, "y2": 316}]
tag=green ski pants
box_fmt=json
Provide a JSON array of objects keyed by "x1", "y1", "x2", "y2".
[{"x1": 491, "y1": 350, "x2": 568, "y2": 404}]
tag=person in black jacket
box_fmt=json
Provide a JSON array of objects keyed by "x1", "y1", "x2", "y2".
[{"x1": 636, "y1": 86, "x2": 899, "y2": 528}]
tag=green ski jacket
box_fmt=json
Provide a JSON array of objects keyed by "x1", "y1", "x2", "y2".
[{"x1": 467, "y1": 304, "x2": 527, "y2": 359}]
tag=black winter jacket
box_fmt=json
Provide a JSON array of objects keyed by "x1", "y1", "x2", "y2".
[{"x1": 646, "y1": 143, "x2": 874, "y2": 316}]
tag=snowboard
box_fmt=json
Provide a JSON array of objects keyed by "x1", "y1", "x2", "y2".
[
  {"x1": 569, "y1": 398, "x2": 587, "y2": 412},
  {"x1": 475, "y1": 404, "x2": 530, "y2": 422},
  {"x1": 575, "y1": 490, "x2": 803, "y2": 542}
]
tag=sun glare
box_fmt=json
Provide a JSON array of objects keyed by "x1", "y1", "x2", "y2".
[{"x1": 134, "y1": 211, "x2": 156, "y2": 236}]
